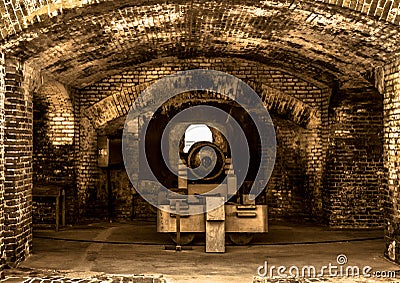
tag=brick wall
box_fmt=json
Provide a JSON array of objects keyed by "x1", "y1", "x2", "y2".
[
  {"x1": 383, "y1": 59, "x2": 400, "y2": 263},
  {"x1": 34, "y1": 83, "x2": 74, "y2": 146},
  {"x1": 3, "y1": 56, "x2": 33, "y2": 264},
  {"x1": 0, "y1": 54, "x2": 6, "y2": 269},
  {"x1": 78, "y1": 57, "x2": 329, "y2": 221},
  {"x1": 325, "y1": 88, "x2": 384, "y2": 228},
  {"x1": 76, "y1": 116, "x2": 97, "y2": 218},
  {"x1": 32, "y1": 81, "x2": 76, "y2": 224}
]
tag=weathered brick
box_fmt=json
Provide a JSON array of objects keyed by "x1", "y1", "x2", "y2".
[{"x1": 0, "y1": 55, "x2": 33, "y2": 266}]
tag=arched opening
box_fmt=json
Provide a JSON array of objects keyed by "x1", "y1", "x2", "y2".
[{"x1": 183, "y1": 124, "x2": 213, "y2": 153}]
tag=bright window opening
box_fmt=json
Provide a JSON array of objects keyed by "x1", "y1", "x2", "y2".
[{"x1": 183, "y1": 124, "x2": 213, "y2": 153}]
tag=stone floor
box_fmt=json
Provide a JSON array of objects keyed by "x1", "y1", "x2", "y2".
[
  {"x1": 2, "y1": 269, "x2": 165, "y2": 283},
  {"x1": 1, "y1": 221, "x2": 399, "y2": 283}
]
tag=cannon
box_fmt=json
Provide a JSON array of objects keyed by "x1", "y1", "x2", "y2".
[{"x1": 157, "y1": 134, "x2": 268, "y2": 252}]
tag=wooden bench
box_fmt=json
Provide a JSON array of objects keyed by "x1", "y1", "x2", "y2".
[{"x1": 32, "y1": 185, "x2": 66, "y2": 232}]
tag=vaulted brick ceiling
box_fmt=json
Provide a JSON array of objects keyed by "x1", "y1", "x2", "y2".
[{"x1": 2, "y1": 0, "x2": 400, "y2": 89}]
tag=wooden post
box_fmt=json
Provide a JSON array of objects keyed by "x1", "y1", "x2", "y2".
[
  {"x1": 62, "y1": 189, "x2": 66, "y2": 227},
  {"x1": 206, "y1": 197, "x2": 225, "y2": 253},
  {"x1": 107, "y1": 167, "x2": 113, "y2": 222},
  {"x1": 55, "y1": 194, "x2": 60, "y2": 232},
  {"x1": 176, "y1": 201, "x2": 182, "y2": 251}
]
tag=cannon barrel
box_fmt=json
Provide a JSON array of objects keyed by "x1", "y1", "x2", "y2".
[{"x1": 186, "y1": 141, "x2": 226, "y2": 181}]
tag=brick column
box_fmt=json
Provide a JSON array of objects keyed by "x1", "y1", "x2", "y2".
[
  {"x1": 0, "y1": 54, "x2": 6, "y2": 270},
  {"x1": 383, "y1": 59, "x2": 400, "y2": 263},
  {"x1": 3, "y1": 56, "x2": 33, "y2": 264},
  {"x1": 76, "y1": 115, "x2": 98, "y2": 216}
]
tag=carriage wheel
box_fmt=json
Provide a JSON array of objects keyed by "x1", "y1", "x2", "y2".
[
  {"x1": 228, "y1": 233, "x2": 254, "y2": 245},
  {"x1": 169, "y1": 233, "x2": 196, "y2": 245}
]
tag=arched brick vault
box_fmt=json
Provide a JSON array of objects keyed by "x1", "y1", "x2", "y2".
[
  {"x1": 0, "y1": 0, "x2": 399, "y2": 90},
  {"x1": 85, "y1": 81, "x2": 320, "y2": 130},
  {"x1": 1, "y1": 0, "x2": 400, "y2": 41},
  {"x1": 0, "y1": 0, "x2": 394, "y2": 267}
]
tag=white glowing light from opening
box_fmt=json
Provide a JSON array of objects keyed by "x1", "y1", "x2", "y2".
[{"x1": 183, "y1": 124, "x2": 212, "y2": 153}]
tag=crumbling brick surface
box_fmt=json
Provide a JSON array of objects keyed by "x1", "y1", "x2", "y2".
[{"x1": 1, "y1": 268, "x2": 166, "y2": 283}]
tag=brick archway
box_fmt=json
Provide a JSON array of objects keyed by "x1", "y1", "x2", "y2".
[{"x1": 85, "y1": 81, "x2": 319, "y2": 130}]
